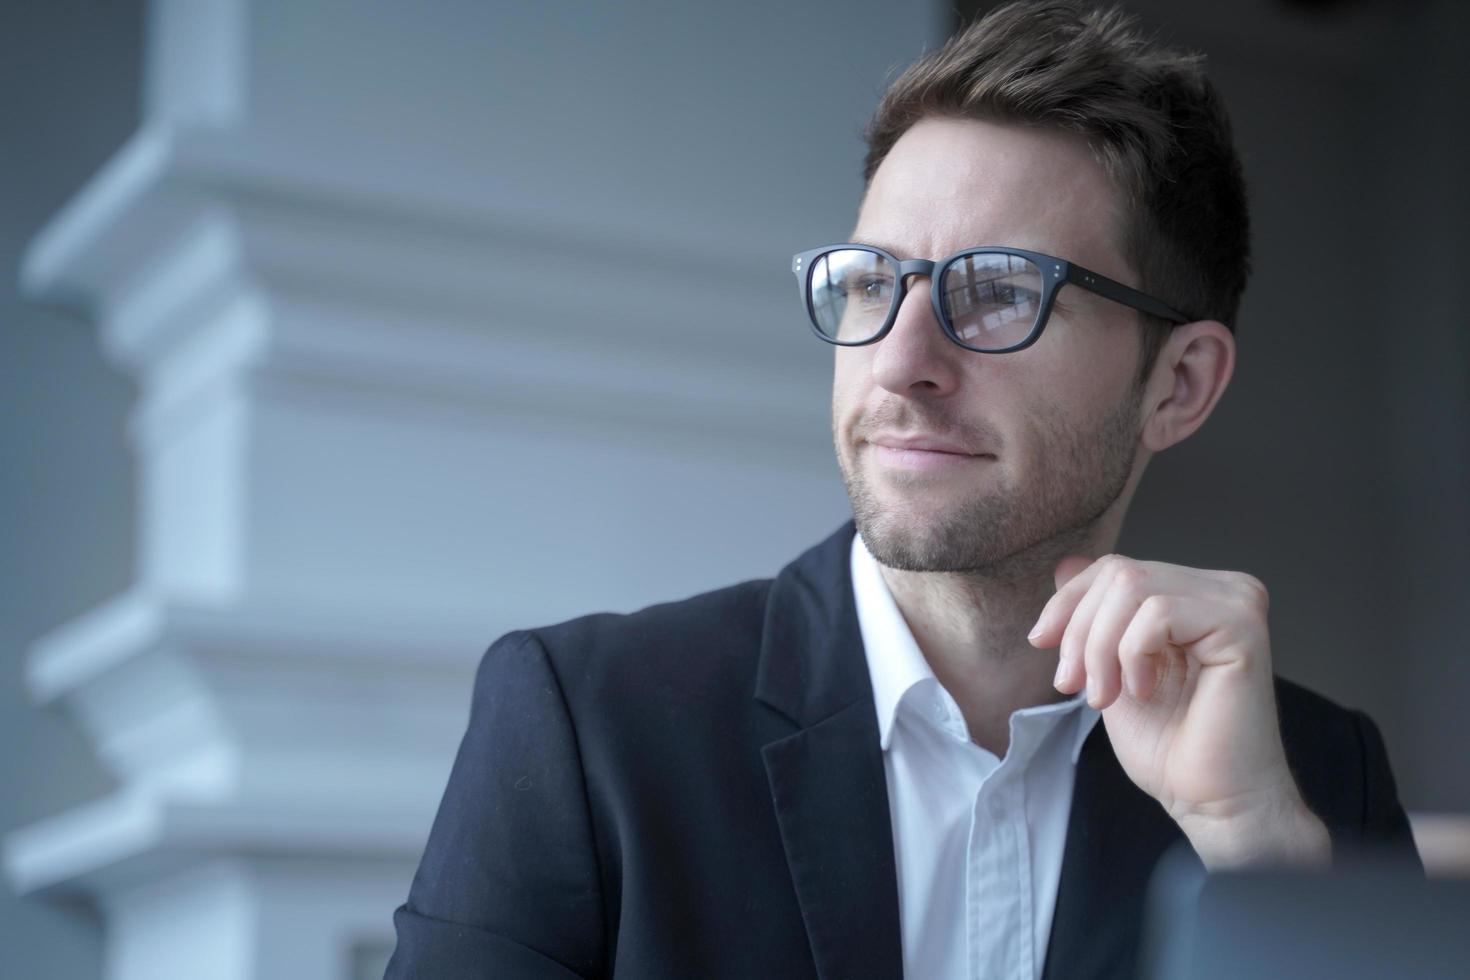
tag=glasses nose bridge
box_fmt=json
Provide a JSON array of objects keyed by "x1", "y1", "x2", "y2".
[
  {"x1": 891, "y1": 257, "x2": 943, "y2": 332},
  {"x1": 895, "y1": 257, "x2": 938, "y2": 288}
]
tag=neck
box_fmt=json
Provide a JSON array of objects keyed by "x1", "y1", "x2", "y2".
[{"x1": 874, "y1": 530, "x2": 1116, "y2": 756}]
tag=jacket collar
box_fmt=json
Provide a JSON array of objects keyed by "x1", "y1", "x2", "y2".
[
  {"x1": 754, "y1": 521, "x2": 904, "y2": 980},
  {"x1": 754, "y1": 521, "x2": 868, "y2": 729}
]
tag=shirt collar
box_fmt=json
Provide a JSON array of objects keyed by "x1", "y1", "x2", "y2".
[{"x1": 850, "y1": 532, "x2": 1100, "y2": 760}]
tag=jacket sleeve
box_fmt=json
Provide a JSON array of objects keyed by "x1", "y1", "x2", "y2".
[
  {"x1": 385, "y1": 630, "x2": 606, "y2": 979},
  {"x1": 1349, "y1": 708, "x2": 1424, "y2": 873}
]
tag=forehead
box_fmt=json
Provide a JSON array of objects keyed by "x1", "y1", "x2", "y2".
[{"x1": 854, "y1": 116, "x2": 1127, "y2": 277}]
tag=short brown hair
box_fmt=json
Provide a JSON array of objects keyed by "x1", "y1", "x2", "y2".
[{"x1": 863, "y1": 1, "x2": 1250, "y2": 380}]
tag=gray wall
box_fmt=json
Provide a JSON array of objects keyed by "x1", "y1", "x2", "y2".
[
  {"x1": 1, "y1": 3, "x2": 143, "y2": 979},
  {"x1": 1368, "y1": 0, "x2": 1470, "y2": 817}
]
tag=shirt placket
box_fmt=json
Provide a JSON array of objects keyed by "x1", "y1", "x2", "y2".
[{"x1": 965, "y1": 757, "x2": 1036, "y2": 979}]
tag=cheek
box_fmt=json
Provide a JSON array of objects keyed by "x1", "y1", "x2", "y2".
[
  {"x1": 981, "y1": 359, "x2": 1080, "y2": 466},
  {"x1": 997, "y1": 392, "x2": 1051, "y2": 468},
  {"x1": 830, "y1": 350, "x2": 869, "y2": 429},
  {"x1": 1007, "y1": 333, "x2": 1131, "y2": 418}
]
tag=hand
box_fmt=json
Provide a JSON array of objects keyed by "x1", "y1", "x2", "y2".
[{"x1": 1028, "y1": 554, "x2": 1331, "y2": 870}]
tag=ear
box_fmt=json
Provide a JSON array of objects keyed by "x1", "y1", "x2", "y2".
[{"x1": 1140, "y1": 320, "x2": 1235, "y2": 453}]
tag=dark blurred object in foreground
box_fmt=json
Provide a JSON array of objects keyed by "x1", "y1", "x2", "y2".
[{"x1": 1142, "y1": 844, "x2": 1470, "y2": 979}]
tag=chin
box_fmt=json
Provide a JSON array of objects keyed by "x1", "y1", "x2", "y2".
[
  {"x1": 848, "y1": 479, "x2": 1000, "y2": 572},
  {"x1": 843, "y1": 460, "x2": 1104, "y2": 578},
  {"x1": 860, "y1": 523, "x2": 962, "y2": 573}
]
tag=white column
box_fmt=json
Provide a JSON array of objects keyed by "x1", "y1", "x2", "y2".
[{"x1": 5, "y1": 1, "x2": 944, "y2": 977}]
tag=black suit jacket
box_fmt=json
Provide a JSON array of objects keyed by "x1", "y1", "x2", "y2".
[{"x1": 386, "y1": 522, "x2": 1420, "y2": 979}]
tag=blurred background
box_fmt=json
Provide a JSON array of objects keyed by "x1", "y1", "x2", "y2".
[{"x1": 2, "y1": 1, "x2": 1465, "y2": 978}]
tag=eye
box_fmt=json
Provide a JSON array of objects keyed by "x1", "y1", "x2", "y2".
[{"x1": 847, "y1": 275, "x2": 894, "y2": 304}]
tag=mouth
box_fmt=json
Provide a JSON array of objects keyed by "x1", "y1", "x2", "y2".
[{"x1": 864, "y1": 436, "x2": 994, "y2": 472}]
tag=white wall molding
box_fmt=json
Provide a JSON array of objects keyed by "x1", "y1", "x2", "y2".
[
  {"x1": 9, "y1": 589, "x2": 485, "y2": 899},
  {"x1": 25, "y1": 124, "x2": 832, "y2": 460},
  {"x1": 24, "y1": 127, "x2": 789, "y2": 350}
]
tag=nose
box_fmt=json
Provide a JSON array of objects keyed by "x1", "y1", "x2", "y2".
[{"x1": 870, "y1": 273, "x2": 962, "y2": 397}]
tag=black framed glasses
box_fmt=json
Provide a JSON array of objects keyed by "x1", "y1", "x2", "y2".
[{"x1": 791, "y1": 243, "x2": 1191, "y2": 354}]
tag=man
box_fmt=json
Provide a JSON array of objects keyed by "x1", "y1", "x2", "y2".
[{"x1": 386, "y1": 3, "x2": 1420, "y2": 978}]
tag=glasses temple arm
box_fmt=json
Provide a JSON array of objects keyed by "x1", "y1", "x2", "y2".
[{"x1": 1063, "y1": 265, "x2": 1191, "y2": 323}]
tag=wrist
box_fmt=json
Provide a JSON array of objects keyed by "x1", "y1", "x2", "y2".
[{"x1": 1176, "y1": 793, "x2": 1332, "y2": 872}]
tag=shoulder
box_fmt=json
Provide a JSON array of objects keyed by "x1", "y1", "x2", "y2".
[
  {"x1": 481, "y1": 576, "x2": 777, "y2": 708},
  {"x1": 1271, "y1": 674, "x2": 1411, "y2": 850},
  {"x1": 1273, "y1": 674, "x2": 1359, "y2": 735},
  {"x1": 1272, "y1": 674, "x2": 1378, "y2": 771}
]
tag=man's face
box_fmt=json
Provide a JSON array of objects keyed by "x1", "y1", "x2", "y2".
[{"x1": 833, "y1": 116, "x2": 1150, "y2": 576}]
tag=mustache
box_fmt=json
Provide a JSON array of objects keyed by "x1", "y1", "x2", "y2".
[{"x1": 850, "y1": 401, "x2": 1003, "y2": 452}]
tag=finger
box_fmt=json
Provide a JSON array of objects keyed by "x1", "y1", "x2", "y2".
[
  {"x1": 1033, "y1": 555, "x2": 1252, "y2": 658},
  {"x1": 1040, "y1": 559, "x2": 1249, "y2": 644},
  {"x1": 1053, "y1": 554, "x2": 1093, "y2": 591},
  {"x1": 1118, "y1": 591, "x2": 1264, "y2": 681},
  {"x1": 1029, "y1": 554, "x2": 1105, "y2": 649},
  {"x1": 1054, "y1": 559, "x2": 1120, "y2": 695},
  {"x1": 1122, "y1": 567, "x2": 1269, "y2": 637},
  {"x1": 1116, "y1": 594, "x2": 1177, "y2": 700},
  {"x1": 1154, "y1": 564, "x2": 1267, "y2": 597},
  {"x1": 1081, "y1": 565, "x2": 1150, "y2": 708},
  {"x1": 1105, "y1": 560, "x2": 1266, "y2": 610}
]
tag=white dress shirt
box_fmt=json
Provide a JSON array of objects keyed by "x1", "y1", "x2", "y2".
[{"x1": 851, "y1": 533, "x2": 1101, "y2": 980}]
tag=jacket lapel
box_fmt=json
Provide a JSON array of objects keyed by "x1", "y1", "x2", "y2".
[
  {"x1": 755, "y1": 523, "x2": 904, "y2": 980},
  {"x1": 1042, "y1": 720, "x2": 1198, "y2": 980}
]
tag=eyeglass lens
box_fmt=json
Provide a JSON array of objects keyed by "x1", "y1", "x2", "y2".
[{"x1": 807, "y1": 249, "x2": 1045, "y2": 351}]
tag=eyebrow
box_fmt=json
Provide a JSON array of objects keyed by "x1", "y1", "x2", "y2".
[
  {"x1": 850, "y1": 240, "x2": 1024, "y2": 261},
  {"x1": 850, "y1": 238, "x2": 912, "y2": 259}
]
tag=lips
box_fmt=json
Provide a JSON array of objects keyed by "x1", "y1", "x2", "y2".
[
  {"x1": 866, "y1": 434, "x2": 987, "y2": 456},
  {"x1": 863, "y1": 433, "x2": 994, "y2": 473}
]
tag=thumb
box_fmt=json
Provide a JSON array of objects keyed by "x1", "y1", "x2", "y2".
[{"x1": 1053, "y1": 554, "x2": 1094, "y2": 592}]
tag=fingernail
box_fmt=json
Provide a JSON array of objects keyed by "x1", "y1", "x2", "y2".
[
  {"x1": 1028, "y1": 620, "x2": 1044, "y2": 641},
  {"x1": 1085, "y1": 676, "x2": 1096, "y2": 705},
  {"x1": 1053, "y1": 660, "x2": 1065, "y2": 688}
]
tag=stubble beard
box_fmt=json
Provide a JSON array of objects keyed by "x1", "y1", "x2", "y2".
[{"x1": 836, "y1": 388, "x2": 1144, "y2": 582}]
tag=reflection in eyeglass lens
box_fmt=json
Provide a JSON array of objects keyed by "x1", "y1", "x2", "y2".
[
  {"x1": 810, "y1": 250, "x2": 896, "y2": 342},
  {"x1": 944, "y1": 254, "x2": 1042, "y2": 348}
]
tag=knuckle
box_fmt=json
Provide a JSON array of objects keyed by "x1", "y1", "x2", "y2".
[
  {"x1": 1112, "y1": 562, "x2": 1144, "y2": 591},
  {"x1": 1233, "y1": 573, "x2": 1270, "y2": 611},
  {"x1": 1140, "y1": 593, "x2": 1173, "y2": 620}
]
